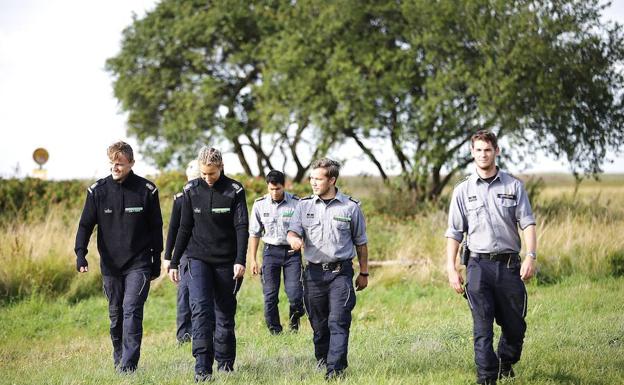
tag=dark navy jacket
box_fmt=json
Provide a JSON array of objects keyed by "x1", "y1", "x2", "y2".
[
  {"x1": 74, "y1": 171, "x2": 163, "y2": 276},
  {"x1": 170, "y1": 173, "x2": 248, "y2": 268},
  {"x1": 164, "y1": 192, "x2": 184, "y2": 261}
]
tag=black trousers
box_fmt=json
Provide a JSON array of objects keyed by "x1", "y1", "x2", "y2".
[
  {"x1": 102, "y1": 268, "x2": 151, "y2": 369},
  {"x1": 465, "y1": 257, "x2": 527, "y2": 382},
  {"x1": 303, "y1": 261, "x2": 356, "y2": 373}
]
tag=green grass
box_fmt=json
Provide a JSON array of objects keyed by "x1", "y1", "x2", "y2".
[{"x1": 1, "y1": 275, "x2": 622, "y2": 384}]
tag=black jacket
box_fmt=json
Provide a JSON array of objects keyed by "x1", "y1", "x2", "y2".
[
  {"x1": 74, "y1": 171, "x2": 163, "y2": 276},
  {"x1": 170, "y1": 174, "x2": 248, "y2": 268}
]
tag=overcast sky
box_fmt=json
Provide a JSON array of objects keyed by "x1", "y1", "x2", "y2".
[{"x1": 1, "y1": 0, "x2": 623, "y2": 180}]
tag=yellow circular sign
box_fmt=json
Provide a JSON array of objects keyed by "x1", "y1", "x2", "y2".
[{"x1": 33, "y1": 148, "x2": 49, "y2": 166}]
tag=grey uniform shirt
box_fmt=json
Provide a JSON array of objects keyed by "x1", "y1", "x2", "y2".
[
  {"x1": 288, "y1": 189, "x2": 368, "y2": 263},
  {"x1": 445, "y1": 169, "x2": 536, "y2": 254},
  {"x1": 249, "y1": 191, "x2": 299, "y2": 246}
]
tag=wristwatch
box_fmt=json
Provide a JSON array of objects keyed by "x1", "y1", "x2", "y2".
[{"x1": 526, "y1": 252, "x2": 537, "y2": 261}]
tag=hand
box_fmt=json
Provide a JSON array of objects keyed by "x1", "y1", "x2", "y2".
[
  {"x1": 163, "y1": 259, "x2": 171, "y2": 271},
  {"x1": 355, "y1": 274, "x2": 368, "y2": 291},
  {"x1": 289, "y1": 237, "x2": 303, "y2": 251},
  {"x1": 168, "y1": 268, "x2": 180, "y2": 284},
  {"x1": 250, "y1": 260, "x2": 259, "y2": 276},
  {"x1": 448, "y1": 268, "x2": 464, "y2": 294},
  {"x1": 76, "y1": 257, "x2": 88, "y2": 273},
  {"x1": 233, "y1": 264, "x2": 245, "y2": 279},
  {"x1": 520, "y1": 257, "x2": 536, "y2": 281}
]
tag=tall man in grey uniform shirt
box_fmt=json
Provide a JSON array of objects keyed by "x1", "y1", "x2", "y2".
[
  {"x1": 249, "y1": 170, "x2": 304, "y2": 334},
  {"x1": 287, "y1": 158, "x2": 369, "y2": 380},
  {"x1": 446, "y1": 130, "x2": 537, "y2": 385}
]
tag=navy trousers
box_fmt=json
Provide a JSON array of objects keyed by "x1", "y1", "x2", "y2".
[
  {"x1": 102, "y1": 268, "x2": 151, "y2": 369},
  {"x1": 176, "y1": 257, "x2": 192, "y2": 341},
  {"x1": 303, "y1": 261, "x2": 356, "y2": 373},
  {"x1": 465, "y1": 256, "x2": 527, "y2": 382},
  {"x1": 187, "y1": 258, "x2": 242, "y2": 374},
  {"x1": 261, "y1": 244, "x2": 304, "y2": 333}
]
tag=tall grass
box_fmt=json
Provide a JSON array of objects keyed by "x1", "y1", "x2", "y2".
[{"x1": 1, "y1": 174, "x2": 623, "y2": 303}]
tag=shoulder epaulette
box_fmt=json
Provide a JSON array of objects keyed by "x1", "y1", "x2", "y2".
[
  {"x1": 454, "y1": 175, "x2": 470, "y2": 188},
  {"x1": 301, "y1": 195, "x2": 314, "y2": 200},
  {"x1": 145, "y1": 182, "x2": 158, "y2": 195},
  {"x1": 183, "y1": 179, "x2": 199, "y2": 191},
  {"x1": 348, "y1": 196, "x2": 361, "y2": 206},
  {"x1": 232, "y1": 182, "x2": 243, "y2": 194},
  {"x1": 173, "y1": 192, "x2": 183, "y2": 201},
  {"x1": 291, "y1": 195, "x2": 300, "y2": 200},
  {"x1": 254, "y1": 196, "x2": 265, "y2": 202},
  {"x1": 87, "y1": 178, "x2": 105, "y2": 194}
]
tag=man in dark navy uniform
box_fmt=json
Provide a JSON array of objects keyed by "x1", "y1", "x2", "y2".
[
  {"x1": 287, "y1": 158, "x2": 369, "y2": 380},
  {"x1": 446, "y1": 130, "x2": 537, "y2": 385},
  {"x1": 163, "y1": 159, "x2": 201, "y2": 345},
  {"x1": 75, "y1": 141, "x2": 163, "y2": 373},
  {"x1": 248, "y1": 170, "x2": 304, "y2": 335},
  {"x1": 167, "y1": 146, "x2": 248, "y2": 383}
]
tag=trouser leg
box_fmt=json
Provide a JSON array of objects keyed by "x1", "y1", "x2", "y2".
[
  {"x1": 188, "y1": 259, "x2": 216, "y2": 374},
  {"x1": 326, "y1": 265, "x2": 355, "y2": 373},
  {"x1": 304, "y1": 267, "x2": 330, "y2": 364},
  {"x1": 262, "y1": 248, "x2": 283, "y2": 333},
  {"x1": 119, "y1": 269, "x2": 150, "y2": 369},
  {"x1": 213, "y1": 262, "x2": 240, "y2": 371},
  {"x1": 495, "y1": 259, "x2": 527, "y2": 368},
  {"x1": 284, "y1": 251, "x2": 304, "y2": 329},
  {"x1": 466, "y1": 258, "x2": 498, "y2": 383},
  {"x1": 176, "y1": 260, "x2": 193, "y2": 341},
  {"x1": 103, "y1": 275, "x2": 124, "y2": 367}
]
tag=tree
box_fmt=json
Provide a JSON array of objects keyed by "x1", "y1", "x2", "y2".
[{"x1": 108, "y1": 0, "x2": 624, "y2": 199}]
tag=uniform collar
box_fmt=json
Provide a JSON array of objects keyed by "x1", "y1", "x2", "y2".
[
  {"x1": 112, "y1": 170, "x2": 136, "y2": 187},
  {"x1": 312, "y1": 188, "x2": 348, "y2": 204},
  {"x1": 470, "y1": 167, "x2": 505, "y2": 185},
  {"x1": 267, "y1": 191, "x2": 292, "y2": 205}
]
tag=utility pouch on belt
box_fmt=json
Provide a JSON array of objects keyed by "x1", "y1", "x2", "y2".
[{"x1": 460, "y1": 239, "x2": 470, "y2": 266}]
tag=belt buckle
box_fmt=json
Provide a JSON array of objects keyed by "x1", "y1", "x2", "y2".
[{"x1": 321, "y1": 263, "x2": 330, "y2": 271}]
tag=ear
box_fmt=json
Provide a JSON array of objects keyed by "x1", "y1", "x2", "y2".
[
  {"x1": 495, "y1": 146, "x2": 500, "y2": 156},
  {"x1": 330, "y1": 176, "x2": 337, "y2": 186}
]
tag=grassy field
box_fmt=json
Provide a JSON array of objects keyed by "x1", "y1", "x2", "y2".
[
  {"x1": 0, "y1": 274, "x2": 622, "y2": 385},
  {"x1": 0, "y1": 173, "x2": 623, "y2": 384}
]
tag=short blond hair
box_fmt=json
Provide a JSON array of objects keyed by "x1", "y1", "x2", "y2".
[
  {"x1": 198, "y1": 146, "x2": 223, "y2": 167},
  {"x1": 107, "y1": 141, "x2": 134, "y2": 162}
]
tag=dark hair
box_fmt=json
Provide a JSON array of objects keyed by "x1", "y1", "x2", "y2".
[
  {"x1": 310, "y1": 158, "x2": 341, "y2": 180},
  {"x1": 266, "y1": 170, "x2": 285, "y2": 185},
  {"x1": 471, "y1": 130, "x2": 498, "y2": 149}
]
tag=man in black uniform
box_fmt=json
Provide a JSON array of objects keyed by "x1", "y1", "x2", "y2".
[
  {"x1": 75, "y1": 141, "x2": 163, "y2": 373},
  {"x1": 167, "y1": 146, "x2": 248, "y2": 383},
  {"x1": 163, "y1": 159, "x2": 201, "y2": 345}
]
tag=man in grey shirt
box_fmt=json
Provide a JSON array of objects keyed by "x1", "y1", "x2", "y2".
[
  {"x1": 287, "y1": 158, "x2": 369, "y2": 380},
  {"x1": 446, "y1": 130, "x2": 537, "y2": 385},
  {"x1": 248, "y1": 170, "x2": 304, "y2": 334}
]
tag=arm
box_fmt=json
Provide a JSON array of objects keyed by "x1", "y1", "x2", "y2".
[
  {"x1": 148, "y1": 189, "x2": 164, "y2": 279},
  {"x1": 248, "y1": 236, "x2": 261, "y2": 275},
  {"x1": 520, "y1": 224, "x2": 537, "y2": 281},
  {"x1": 446, "y1": 237, "x2": 464, "y2": 294},
  {"x1": 164, "y1": 197, "x2": 182, "y2": 270},
  {"x1": 233, "y1": 188, "x2": 249, "y2": 279},
  {"x1": 354, "y1": 243, "x2": 369, "y2": 291},
  {"x1": 74, "y1": 191, "x2": 97, "y2": 273},
  {"x1": 171, "y1": 192, "x2": 193, "y2": 269},
  {"x1": 287, "y1": 203, "x2": 304, "y2": 250}
]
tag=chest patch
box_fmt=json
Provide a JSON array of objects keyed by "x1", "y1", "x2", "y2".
[
  {"x1": 306, "y1": 213, "x2": 314, "y2": 219},
  {"x1": 104, "y1": 208, "x2": 112, "y2": 214},
  {"x1": 212, "y1": 208, "x2": 231, "y2": 214},
  {"x1": 333, "y1": 215, "x2": 351, "y2": 223},
  {"x1": 497, "y1": 193, "x2": 516, "y2": 200},
  {"x1": 468, "y1": 196, "x2": 477, "y2": 202},
  {"x1": 263, "y1": 212, "x2": 270, "y2": 217},
  {"x1": 125, "y1": 207, "x2": 143, "y2": 213},
  {"x1": 194, "y1": 208, "x2": 201, "y2": 214},
  {"x1": 282, "y1": 210, "x2": 294, "y2": 218}
]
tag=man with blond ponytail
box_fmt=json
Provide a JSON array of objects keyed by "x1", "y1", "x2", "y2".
[{"x1": 168, "y1": 146, "x2": 248, "y2": 382}]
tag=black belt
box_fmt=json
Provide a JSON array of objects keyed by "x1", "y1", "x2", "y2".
[
  {"x1": 266, "y1": 243, "x2": 291, "y2": 249},
  {"x1": 308, "y1": 260, "x2": 350, "y2": 272},
  {"x1": 470, "y1": 252, "x2": 519, "y2": 262}
]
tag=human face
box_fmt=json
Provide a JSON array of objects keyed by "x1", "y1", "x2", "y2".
[
  {"x1": 109, "y1": 154, "x2": 134, "y2": 182},
  {"x1": 471, "y1": 139, "x2": 499, "y2": 175},
  {"x1": 200, "y1": 163, "x2": 222, "y2": 186},
  {"x1": 267, "y1": 182, "x2": 285, "y2": 202},
  {"x1": 309, "y1": 167, "x2": 336, "y2": 198}
]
